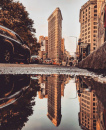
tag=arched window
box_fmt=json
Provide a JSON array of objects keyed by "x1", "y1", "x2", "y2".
[{"x1": 94, "y1": 5, "x2": 97, "y2": 8}]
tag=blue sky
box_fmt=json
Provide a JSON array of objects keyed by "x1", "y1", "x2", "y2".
[{"x1": 16, "y1": 0, "x2": 88, "y2": 55}]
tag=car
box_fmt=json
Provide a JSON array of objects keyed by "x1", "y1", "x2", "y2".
[
  {"x1": 0, "y1": 25, "x2": 30, "y2": 63},
  {"x1": 44, "y1": 58, "x2": 52, "y2": 65},
  {"x1": 31, "y1": 55, "x2": 39, "y2": 64}
]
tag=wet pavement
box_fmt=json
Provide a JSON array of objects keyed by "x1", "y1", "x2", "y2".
[{"x1": 0, "y1": 64, "x2": 106, "y2": 130}]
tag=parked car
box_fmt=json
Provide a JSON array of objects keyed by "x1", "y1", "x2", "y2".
[
  {"x1": 31, "y1": 55, "x2": 39, "y2": 64},
  {"x1": 0, "y1": 25, "x2": 30, "y2": 63},
  {"x1": 44, "y1": 58, "x2": 52, "y2": 65}
]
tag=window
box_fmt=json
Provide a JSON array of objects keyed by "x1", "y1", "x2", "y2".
[
  {"x1": 93, "y1": 107, "x2": 95, "y2": 110},
  {"x1": 94, "y1": 26, "x2": 97, "y2": 29},
  {"x1": 93, "y1": 103, "x2": 95, "y2": 106},
  {"x1": 93, "y1": 47, "x2": 96, "y2": 50},
  {"x1": 0, "y1": 28, "x2": 7, "y2": 36},
  {"x1": 88, "y1": 35, "x2": 90, "y2": 38},
  {"x1": 15, "y1": 34, "x2": 23, "y2": 44},
  {"x1": 94, "y1": 5, "x2": 97, "y2": 8},
  {"x1": 93, "y1": 120, "x2": 96, "y2": 122},
  {"x1": 94, "y1": 18, "x2": 97, "y2": 21},
  {"x1": 88, "y1": 27, "x2": 90, "y2": 30},
  {"x1": 0, "y1": 27, "x2": 18, "y2": 41},
  {"x1": 94, "y1": 30, "x2": 97, "y2": 33},
  {"x1": 88, "y1": 31, "x2": 90, "y2": 34},
  {"x1": 94, "y1": 14, "x2": 97, "y2": 16},
  {"x1": 94, "y1": 22, "x2": 97, "y2": 25}
]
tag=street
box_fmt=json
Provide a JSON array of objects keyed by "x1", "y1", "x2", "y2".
[{"x1": 0, "y1": 63, "x2": 105, "y2": 83}]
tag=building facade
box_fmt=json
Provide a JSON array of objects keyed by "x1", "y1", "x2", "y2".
[
  {"x1": 61, "y1": 38, "x2": 65, "y2": 55},
  {"x1": 79, "y1": 0, "x2": 97, "y2": 53},
  {"x1": 38, "y1": 36, "x2": 48, "y2": 60},
  {"x1": 76, "y1": 76, "x2": 97, "y2": 130},
  {"x1": 48, "y1": 8, "x2": 63, "y2": 64}
]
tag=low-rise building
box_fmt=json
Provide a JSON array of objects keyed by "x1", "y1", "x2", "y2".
[{"x1": 38, "y1": 36, "x2": 48, "y2": 61}]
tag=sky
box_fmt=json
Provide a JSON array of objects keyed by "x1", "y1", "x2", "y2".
[{"x1": 16, "y1": 0, "x2": 88, "y2": 55}]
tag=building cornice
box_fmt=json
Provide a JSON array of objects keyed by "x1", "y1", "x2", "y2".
[
  {"x1": 79, "y1": 0, "x2": 97, "y2": 22},
  {"x1": 80, "y1": 0, "x2": 97, "y2": 11},
  {"x1": 48, "y1": 7, "x2": 63, "y2": 21}
]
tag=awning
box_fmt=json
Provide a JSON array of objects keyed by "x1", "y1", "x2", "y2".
[{"x1": 80, "y1": 43, "x2": 90, "y2": 48}]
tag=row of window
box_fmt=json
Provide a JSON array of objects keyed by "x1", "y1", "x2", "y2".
[
  {"x1": 83, "y1": 11, "x2": 90, "y2": 17},
  {"x1": 82, "y1": 5, "x2": 97, "y2": 14},
  {"x1": 82, "y1": 23, "x2": 91, "y2": 29},
  {"x1": 82, "y1": 17, "x2": 97, "y2": 23},
  {"x1": 83, "y1": 7, "x2": 90, "y2": 14},
  {"x1": 83, "y1": 24, "x2": 95, "y2": 30}
]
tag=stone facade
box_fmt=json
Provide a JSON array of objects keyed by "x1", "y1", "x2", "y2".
[
  {"x1": 79, "y1": 0, "x2": 97, "y2": 53},
  {"x1": 78, "y1": 42, "x2": 106, "y2": 70}
]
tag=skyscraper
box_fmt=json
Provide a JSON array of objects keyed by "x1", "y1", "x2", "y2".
[
  {"x1": 47, "y1": 74, "x2": 62, "y2": 127},
  {"x1": 48, "y1": 8, "x2": 63, "y2": 64}
]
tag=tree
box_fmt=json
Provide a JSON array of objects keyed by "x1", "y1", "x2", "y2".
[
  {"x1": 0, "y1": 0, "x2": 39, "y2": 54},
  {"x1": 30, "y1": 41, "x2": 40, "y2": 55}
]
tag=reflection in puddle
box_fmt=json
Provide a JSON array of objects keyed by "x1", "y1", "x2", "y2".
[
  {"x1": 0, "y1": 74, "x2": 105, "y2": 130},
  {"x1": 0, "y1": 75, "x2": 30, "y2": 109},
  {"x1": 76, "y1": 76, "x2": 106, "y2": 130}
]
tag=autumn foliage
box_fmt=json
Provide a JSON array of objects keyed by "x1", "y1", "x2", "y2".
[{"x1": 0, "y1": 0, "x2": 40, "y2": 55}]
